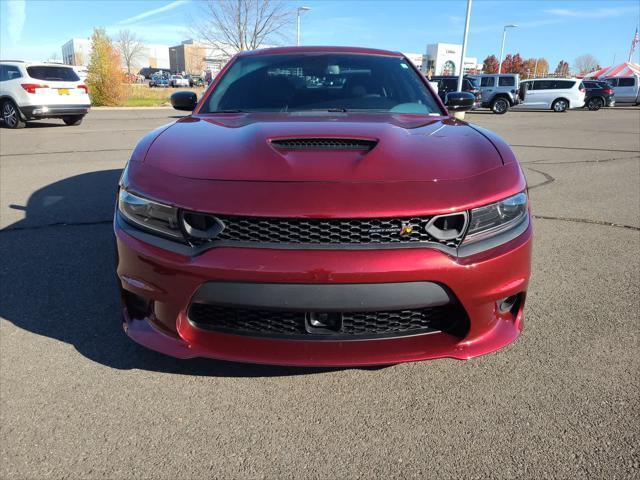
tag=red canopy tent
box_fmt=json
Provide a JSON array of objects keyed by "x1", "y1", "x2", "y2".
[{"x1": 584, "y1": 62, "x2": 640, "y2": 79}]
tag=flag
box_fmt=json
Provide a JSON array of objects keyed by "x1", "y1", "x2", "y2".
[{"x1": 630, "y1": 27, "x2": 639, "y2": 61}]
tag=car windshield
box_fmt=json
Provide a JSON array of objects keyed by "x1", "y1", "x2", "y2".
[
  {"x1": 203, "y1": 53, "x2": 443, "y2": 114},
  {"x1": 27, "y1": 66, "x2": 79, "y2": 82}
]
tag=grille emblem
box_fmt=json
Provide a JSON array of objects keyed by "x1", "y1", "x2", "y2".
[
  {"x1": 368, "y1": 222, "x2": 414, "y2": 236},
  {"x1": 399, "y1": 223, "x2": 414, "y2": 235}
]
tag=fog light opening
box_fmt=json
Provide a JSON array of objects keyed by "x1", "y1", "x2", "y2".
[
  {"x1": 497, "y1": 294, "x2": 520, "y2": 314},
  {"x1": 122, "y1": 290, "x2": 152, "y2": 319}
]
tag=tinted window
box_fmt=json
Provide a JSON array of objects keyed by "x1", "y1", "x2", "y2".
[
  {"x1": 618, "y1": 77, "x2": 635, "y2": 87},
  {"x1": 26, "y1": 66, "x2": 79, "y2": 82},
  {"x1": 205, "y1": 54, "x2": 442, "y2": 114},
  {"x1": 480, "y1": 76, "x2": 495, "y2": 87},
  {"x1": 606, "y1": 78, "x2": 618, "y2": 87},
  {"x1": 532, "y1": 80, "x2": 553, "y2": 90},
  {"x1": 583, "y1": 81, "x2": 597, "y2": 88},
  {"x1": 0, "y1": 65, "x2": 22, "y2": 81},
  {"x1": 556, "y1": 80, "x2": 576, "y2": 89},
  {"x1": 498, "y1": 76, "x2": 515, "y2": 87},
  {"x1": 533, "y1": 80, "x2": 575, "y2": 90}
]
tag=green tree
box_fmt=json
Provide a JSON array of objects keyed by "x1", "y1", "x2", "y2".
[{"x1": 87, "y1": 28, "x2": 126, "y2": 106}]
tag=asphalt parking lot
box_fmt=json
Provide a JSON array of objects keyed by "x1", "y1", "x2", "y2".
[{"x1": 1, "y1": 106, "x2": 639, "y2": 479}]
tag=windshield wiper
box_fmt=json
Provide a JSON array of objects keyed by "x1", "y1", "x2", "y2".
[
  {"x1": 208, "y1": 109, "x2": 245, "y2": 113},
  {"x1": 326, "y1": 108, "x2": 348, "y2": 112}
]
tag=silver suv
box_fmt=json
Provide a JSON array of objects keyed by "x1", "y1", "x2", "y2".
[{"x1": 469, "y1": 74, "x2": 520, "y2": 114}]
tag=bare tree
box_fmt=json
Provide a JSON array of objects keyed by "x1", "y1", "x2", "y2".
[
  {"x1": 574, "y1": 54, "x2": 600, "y2": 74},
  {"x1": 117, "y1": 29, "x2": 146, "y2": 74},
  {"x1": 193, "y1": 0, "x2": 293, "y2": 56}
]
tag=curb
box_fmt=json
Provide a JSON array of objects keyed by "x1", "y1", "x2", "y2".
[{"x1": 91, "y1": 106, "x2": 173, "y2": 110}]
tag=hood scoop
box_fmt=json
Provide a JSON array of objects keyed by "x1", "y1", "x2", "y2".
[{"x1": 270, "y1": 137, "x2": 378, "y2": 152}]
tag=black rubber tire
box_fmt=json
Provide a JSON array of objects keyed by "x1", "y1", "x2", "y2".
[
  {"x1": 552, "y1": 98, "x2": 569, "y2": 112},
  {"x1": 1, "y1": 100, "x2": 26, "y2": 129},
  {"x1": 62, "y1": 115, "x2": 84, "y2": 126},
  {"x1": 587, "y1": 97, "x2": 604, "y2": 111},
  {"x1": 490, "y1": 97, "x2": 510, "y2": 114}
]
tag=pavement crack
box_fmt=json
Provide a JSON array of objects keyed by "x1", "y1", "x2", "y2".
[
  {"x1": 532, "y1": 214, "x2": 639, "y2": 231},
  {"x1": 525, "y1": 166, "x2": 555, "y2": 190},
  {"x1": 528, "y1": 154, "x2": 640, "y2": 166},
  {"x1": 0, "y1": 219, "x2": 113, "y2": 233},
  {"x1": 511, "y1": 144, "x2": 640, "y2": 154},
  {"x1": 0, "y1": 148, "x2": 131, "y2": 157}
]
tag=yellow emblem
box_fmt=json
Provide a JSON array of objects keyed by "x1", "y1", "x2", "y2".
[{"x1": 400, "y1": 224, "x2": 413, "y2": 235}]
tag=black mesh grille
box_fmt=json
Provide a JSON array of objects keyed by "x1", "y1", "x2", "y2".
[
  {"x1": 213, "y1": 216, "x2": 459, "y2": 246},
  {"x1": 270, "y1": 138, "x2": 377, "y2": 151},
  {"x1": 188, "y1": 304, "x2": 469, "y2": 339}
]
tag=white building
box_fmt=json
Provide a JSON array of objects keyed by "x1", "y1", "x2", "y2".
[
  {"x1": 141, "y1": 44, "x2": 170, "y2": 69},
  {"x1": 423, "y1": 43, "x2": 481, "y2": 76},
  {"x1": 61, "y1": 38, "x2": 170, "y2": 71},
  {"x1": 61, "y1": 38, "x2": 92, "y2": 66},
  {"x1": 403, "y1": 52, "x2": 425, "y2": 70}
]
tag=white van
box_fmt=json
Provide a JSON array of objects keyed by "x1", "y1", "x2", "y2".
[
  {"x1": 605, "y1": 77, "x2": 640, "y2": 104},
  {"x1": 517, "y1": 78, "x2": 586, "y2": 112}
]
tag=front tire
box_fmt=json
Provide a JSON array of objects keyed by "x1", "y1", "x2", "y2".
[
  {"x1": 490, "y1": 97, "x2": 510, "y2": 114},
  {"x1": 552, "y1": 99, "x2": 569, "y2": 112},
  {"x1": 587, "y1": 97, "x2": 604, "y2": 111},
  {"x1": 1, "y1": 100, "x2": 26, "y2": 129},
  {"x1": 62, "y1": 115, "x2": 84, "y2": 126}
]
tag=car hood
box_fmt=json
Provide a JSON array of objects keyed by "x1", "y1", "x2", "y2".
[{"x1": 142, "y1": 112, "x2": 504, "y2": 182}]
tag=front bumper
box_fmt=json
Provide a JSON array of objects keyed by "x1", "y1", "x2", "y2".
[
  {"x1": 20, "y1": 104, "x2": 90, "y2": 119},
  {"x1": 114, "y1": 214, "x2": 532, "y2": 366}
]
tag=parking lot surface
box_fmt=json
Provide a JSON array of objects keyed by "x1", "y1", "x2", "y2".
[{"x1": 1, "y1": 107, "x2": 639, "y2": 479}]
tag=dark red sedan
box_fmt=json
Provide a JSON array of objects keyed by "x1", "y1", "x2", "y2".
[{"x1": 114, "y1": 46, "x2": 532, "y2": 366}]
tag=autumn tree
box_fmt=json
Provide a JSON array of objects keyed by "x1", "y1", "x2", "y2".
[
  {"x1": 555, "y1": 60, "x2": 570, "y2": 76},
  {"x1": 501, "y1": 53, "x2": 524, "y2": 74},
  {"x1": 482, "y1": 55, "x2": 499, "y2": 73},
  {"x1": 522, "y1": 58, "x2": 537, "y2": 78},
  {"x1": 536, "y1": 58, "x2": 549, "y2": 77},
  {"x1": 574, "y1": 54, "x2": 600, "y2": 74},
  {"x1": 87, "y1": 28, "x2": 126, "y2": 106},
  {"x1": 193, "y1": 0, "x2": 293, "y2": 56},
  {"x1": 117, "y1": 29, "x2": 145, "y2": 74}
]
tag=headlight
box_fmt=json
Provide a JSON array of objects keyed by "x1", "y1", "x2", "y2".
[
  {"x1": 118, "y1": 189, "x2": 183, "y2": 240},
  {"x1": 463, "y1": 192, "x2": 528, "y2": 244}
]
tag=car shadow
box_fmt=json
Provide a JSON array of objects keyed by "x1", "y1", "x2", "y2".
[{"x1": 0, "y1": 170, "x2": 348, "y2": 377}]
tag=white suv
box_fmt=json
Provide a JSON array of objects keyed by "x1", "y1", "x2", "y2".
[
  {"x1": 0, "y1": 61, "x2": 91, "y2": 128},
  {"x1": 517, "y1": 78, "x2": 586, "y2": 112}
]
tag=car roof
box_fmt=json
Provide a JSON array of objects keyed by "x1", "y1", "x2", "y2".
[
  {"x1": 528, "y1": 77, "x2": 577, "y2": 81},
  {"x1": 237, "y1": 46, "x2": 403, "y2": 58},
  {"x1": 1, "y1": 60, "x2": 74, "y2": 67}
]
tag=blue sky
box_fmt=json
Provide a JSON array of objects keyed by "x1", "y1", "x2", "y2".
[{"x1": 1, "y1": 0, "x2": 639, "y2": 68}]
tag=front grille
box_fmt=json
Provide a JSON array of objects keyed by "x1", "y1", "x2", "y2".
[
  {"x1": 270, "y1": 138, "x2": 377, "y2": 151},
  {"x1": 213, "y1": 215, "x2": 459, "y2": 246},
  {"x1": 188, "y1": 304, "x2": 469, "y2": 340}
]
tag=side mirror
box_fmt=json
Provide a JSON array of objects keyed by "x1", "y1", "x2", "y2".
[
  {"x1": 444, "y1": 91, "x2": 475, "y2": 112},
  {"x1": 171, "y1": 91, "x2": 197, "y2": 111}
]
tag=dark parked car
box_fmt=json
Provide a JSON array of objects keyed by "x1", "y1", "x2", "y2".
[
  {"x1": 139, "y1": 67, "x2": 163, "y2": 79},
  {"x1": 115, "y1": 46, "x2": 531, "y2": 366},
  {"x1": 187, "y1": 75, "x2": 204, "y2": 87},
  {"x1": 429, "y1": 76, "x2": 482, "y2": 108},
  {"x1": 583, "y1": 80, "x2": 615, "y2": 110}
]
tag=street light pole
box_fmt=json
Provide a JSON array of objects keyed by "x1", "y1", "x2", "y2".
[
  {"x1": 457, "y1": 0, "x2": 472, "y2": 92},
  {"x1": 296, "y1": 6, "x2": 311, "y2": 46},
  {"x1": 498, "y1": 24, "x2": 518, "y2": 74}
]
